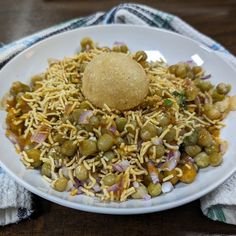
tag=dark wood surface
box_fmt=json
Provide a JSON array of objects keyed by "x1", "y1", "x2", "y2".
[{"x1": 0, "y1": 0, "x2": 236, "y2": 235}]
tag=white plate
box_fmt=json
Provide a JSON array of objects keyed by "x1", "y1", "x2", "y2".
[{"x1": 0, "y1": 25, "x2": 236, "y2": 214}]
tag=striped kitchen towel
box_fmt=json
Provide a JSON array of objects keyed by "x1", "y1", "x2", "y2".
[{"x1": 0, "y1": 3, "x2": 236, "y2": 226}]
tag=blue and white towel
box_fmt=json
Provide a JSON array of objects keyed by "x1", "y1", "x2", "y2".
[{"x1": 1, "y1": 3, "x2": 236, "y2": 226}]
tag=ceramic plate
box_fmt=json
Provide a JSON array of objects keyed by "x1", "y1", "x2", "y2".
[{"x1": 0, "y1": 25, "x2": 236, "y2": 214}]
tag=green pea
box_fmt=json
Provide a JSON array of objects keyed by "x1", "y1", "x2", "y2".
[
  {"x1": 115, "y1": 117, "x2": 127, "y2": 132},
  {"x1": 103, "y1": 151, "x2": 115, "y2": 162},
  {"x1": 61, "y1": 140, "x2": 77, "y2": 157},
  {"x1": 89, "y1": 115, "x2": 100, "y2": 128},
  {"x1": 195, "y1": 79, "x2": 213, "y2": 92},
  {"x1": 212, "y1": 90, "x2": 225, "y2": 102},
  {"x1": 75, "y1": 165, "x2": 88, "y2": 181},
  {"x1": 126, "y1": 120, "x2": 137, "y2": 134},
  {"x1": 54, "y1": 133, "x2": 66, "y2": 145},
  {"x1": 197, "y1": 128, "x2": 213, "y2": 147},
  {"x1": 140, "y1": 123, "x2": 158, "y2": 141},
  {"x1": 54, "y1": 177, "x2": 68, "y2": 192},
  {"x1": 10, "y1": 81, "x2": 30, "y2": 95},
  {"x1": 112, "y1": 45, "x2": 128, "y2": 53},
  {"x1": 183, "y1": 130, "x2": 198, "y2": 146},
  {"x1": 97, "y1": 134, "x2": 114, "y2": 152},
  {"x1": 194, "y1": 152, "x2": 210, "y2": 168},
  {"x1": 186, "y1": 70, "x2": 194, "y2": 80},
  {"x1": 79, "y1": 140, "x2": 97, "y2": 156},
  {"x1": 113, "y1": 45, "x2": 122, "y2": 52},
  {"x1": 204, "y1": 105, "x2": 221, "y2": 120},
  {"x1": 192, "y1": 66, "x2": 203, "y2": 75},
  {"x1": 148, "y1": 144, "x2": 165, "y2": 158},
  {"x1": 48, "y1": 147, "x2": 63, "y2": 160},
  {"x1": 134, "y1": 51, "x2": 147, "y2": 62},
  {"x1": 175, "y1": 64, "x2": 188, "y2": 78},
  {"x1": 205, "y1": 144, "x2": 219, "y2": 155},
  {"x1": 185, "y1": 86, "x2": 198, "y2": 101},
  {"x1": 26, "y1": 149, "x2": 42, "y2": 168},
  {"x1": 148, "y1": 183, "x2": 162, "y2": 197},
  {"x1": 115, "y1": 137, "x2": 125, "y2": 147},
  {"x1": 103, "y1": 174, "x2": 117, "y2": 186},
  {"x1": 120, "y1": 45, "x2": 129, "y2": 53},
  {"x1": 80, "y1": 37, "x2": 94, "y2": 50},
  {"x1": 158, "y1": 114, "x2": 170, "y2": 127},
  {"x1": 41, "y1": 162, "x2": 51, "y2": 178},
  {"x1": 216, "y1": 83, "x2": 231, "y2": 95},
  {"x1": 156, "y1": 144, "x2": 165, "y2": 158},
  {"x1": 185, "y1": 145, "x2": 201, "y2": 157},
  {"x1": 209, "y1": 152, "x2": 223, "y2": 167},
  {"x1": 71, "y1": 109, "x2": 85, "y2": 122},
  {"x1": 164, "y1": 128, "x2": 176, "y2": 143},
  {"x1": 131, "y1": 184, "x2": 148, "y2": 199},
  {"x1": 168, "y1": 65, "x2": 178, "y2": 74}
]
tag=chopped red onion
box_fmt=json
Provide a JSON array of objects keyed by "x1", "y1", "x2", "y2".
[
  {"x1": 167, "y1": 151, "x2": 174, "y2": 159},
  {"x1": 162, "y1": 151, "x2": 180, "y2": 171},
  {"x1": 150, "y1": 171, "x2": 159, "y2": 184},
  {"x1": 113, "y1": 41, "x2": 125, "y2": 46},
  {"x1": 93, "y1": 184, "x2": 101, "y2": 193},
  {"x1": 73, "y1": 177, "x2": 82, "y2": 188},
  {"x1": 173, "y1": 150, "x2": 181, "y2": 160},
  {"x1": 186, "y1": 156, "x2": 195, "y2": 163},
  {"x1": 201, "y1": 74, "x2": 211, "y2": 80},
  {"x1": 113, "y1": 160, "x2": 130, "y2": 172},
  {"x1": 107, "y1": 183, "x2": 120, "y2": 192},
  {"x1": 77, "y1": 186, "x2": 83, "y2": 195},
  {"x1": 157, "y1": 161, "x2": 165, "y2": 168},
  {"x1": 108, "y1": 125, "x2": 117, "y2": 134},
  {"x1": 31, "y1": 125, "x2": 51, "y2": 144},
  {"x1": 143, "y1": 194, "x2": 151, "y2": 201},
  {"x1": 220, "y1": 142, "x2": 227, "y2": 154},
  {"x1": 185, "y1": 60, "x2": 196, "y2": 67},
  {"x1": 162, "y1": 181, "x2": 174, "y2": 193},
  {"x1": 133, "y1": 181, "x2": 140, "y2": 188},
  {"x1": 166, "y1": 158, "x2": 178, "y2": 171},
  {"x1": 147, "y1": 162, "x2": 160, "y2": 184},
  {"x1": 79, "y1": 110, "x2": 93, "y2": 124},
  {"x1": 31, "y1": 132, "x2": 48, "y2": 144}
]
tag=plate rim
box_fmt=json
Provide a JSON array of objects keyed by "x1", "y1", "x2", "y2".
[{"x1": 0, "y1": 24, "x2": 236, "y2": 214}]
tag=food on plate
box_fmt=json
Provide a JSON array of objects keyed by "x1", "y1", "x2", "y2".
[{"x1": 2, "y1": 37, "x2": 236, "y2": 202}]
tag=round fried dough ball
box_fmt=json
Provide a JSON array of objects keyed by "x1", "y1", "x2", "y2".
[{"x1": 82, "y1": 52, "x2": 149, "y2": 111}]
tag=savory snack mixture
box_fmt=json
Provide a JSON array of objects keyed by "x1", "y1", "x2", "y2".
[{"x1": 2, "y1": 38, "x2": 236, "y2": 201}]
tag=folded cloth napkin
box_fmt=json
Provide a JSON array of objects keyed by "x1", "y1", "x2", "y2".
[{"x1": 0, "y1": 3, "x2": 236, "y2": 226}]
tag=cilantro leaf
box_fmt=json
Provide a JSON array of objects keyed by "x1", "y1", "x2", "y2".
[{"x1": 164, "y1": 99, "x2": 173, "y2": 106}]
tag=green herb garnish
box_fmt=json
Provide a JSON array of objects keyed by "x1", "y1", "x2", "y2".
[
  {"x1": 173, "y1": 91, "x2": 186, "y2": 109},
  {"x1": 164, "y1": 99, "x2": 173, "y2": 106}
]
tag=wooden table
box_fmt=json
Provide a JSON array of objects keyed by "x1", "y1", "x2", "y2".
[{"x1": 1, "y1": 0, "x2": 236, "y2": 235}]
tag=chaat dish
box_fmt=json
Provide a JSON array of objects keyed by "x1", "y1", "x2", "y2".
[{"x1": 2, "y1": 38, "x2": 236, "y2": 202}]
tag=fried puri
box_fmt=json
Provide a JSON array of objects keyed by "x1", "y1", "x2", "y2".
[{"x1": 82, "y1": 52, "x2": 149, "y2": 111}]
